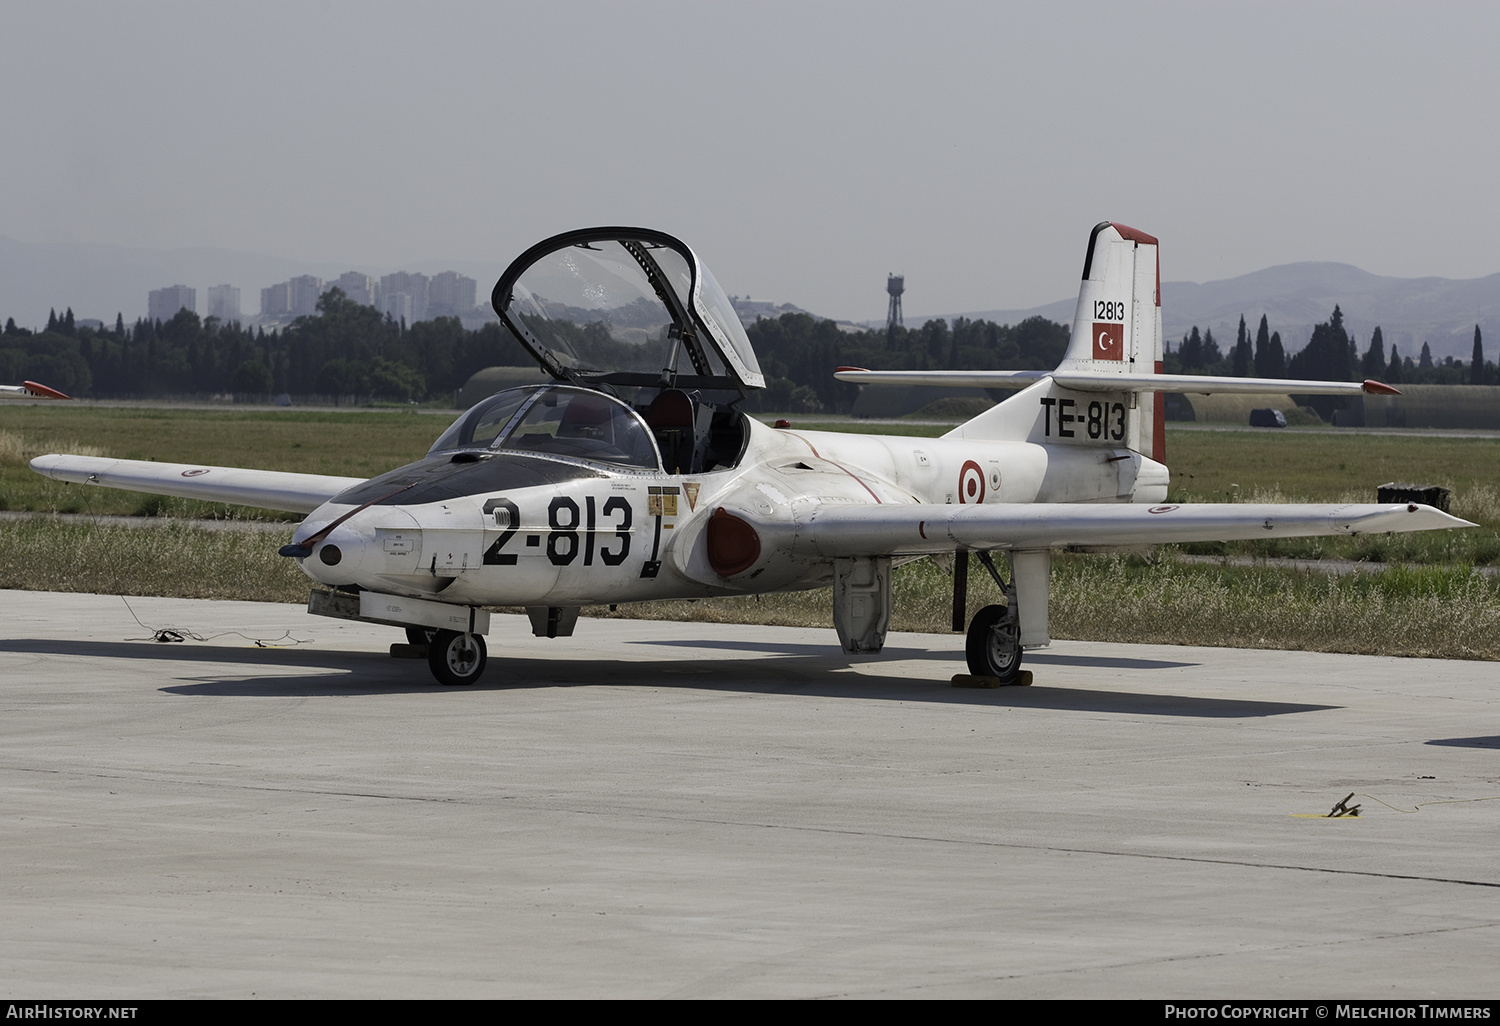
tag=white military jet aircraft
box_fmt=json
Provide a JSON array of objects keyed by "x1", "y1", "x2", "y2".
[{"x1": 31, "y1": 223, "x2": 1472, "y2": 685}]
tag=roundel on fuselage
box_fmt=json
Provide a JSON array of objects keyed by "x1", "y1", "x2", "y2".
[{"x1": 958, "y1": 460, "x2": 985, "y2": 504}]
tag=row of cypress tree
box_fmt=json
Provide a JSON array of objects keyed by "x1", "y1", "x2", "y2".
[{"x1": 1171, "y1": 307, "x2": 1493, "y2": 387}]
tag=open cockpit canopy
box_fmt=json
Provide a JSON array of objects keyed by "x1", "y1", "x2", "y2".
[{"x1": 491, "y1": 227, "x2": 764, "y2": 395}]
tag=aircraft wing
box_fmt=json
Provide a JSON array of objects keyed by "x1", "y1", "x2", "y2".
[
  {"x1": 785, "y1": 501, "x2": 1473, "y2": 558},
  {"x1": 30, "y1": 455, "x2": 363, "y2": 514}
]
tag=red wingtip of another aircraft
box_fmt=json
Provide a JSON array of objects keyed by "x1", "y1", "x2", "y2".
[
  {"x1": 834, "y1": 366, "x2": 867, "y2": 374},
  {"x1": 24, "y1": 380, "x2": 72, "y2": 400},
  {"x1": 1361, "y1": 379, "x2": 1401, "y2": 396}
]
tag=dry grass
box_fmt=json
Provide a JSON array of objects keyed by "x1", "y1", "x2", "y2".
[
  {"x1": 0, "y1": 429, "x2": 104, "y2": 466},
  {"x1": 1048, "y1": 555, "x2": 1499, "y2": 661},
  {"x1": 1171, "y1": 480, "x2": 1500, "y2": 566},
  {"x1": 0, "y1": 518, "x2": 305, "y2": 602},
  {"x1": 4, "y1": 520, "x2": 1493, "y2": 660},
  {"x1": 1454, "y1": 484, "x2": 1500, "y2": 526},
  {"x1": 588, "y1": 554, "x2": 1500, "y2": 661},
  {"x1": 1210, "y1": 481, "x2": 1499, "y2": 529}
]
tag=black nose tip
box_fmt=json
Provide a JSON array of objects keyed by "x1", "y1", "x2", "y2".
[{"x1": 278, "y1": 542, "x2": 312, "y2": 558}]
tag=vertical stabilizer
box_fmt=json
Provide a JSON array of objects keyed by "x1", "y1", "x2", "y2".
[
  {"x1": 1056, "y1": 222, "x2": 1165, "y2": 460},
  {"x1": 950, "y1": 223, "x2": 1166, "y2": 459}
]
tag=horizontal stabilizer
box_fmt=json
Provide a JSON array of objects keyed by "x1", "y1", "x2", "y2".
[
  {"x1": 783, "y1": 501, "x2": 1473, "y2": 558},
  {"x1": 834, "y1": 368, "x2": 1397, "y2": 396},
  {"x1": 30, "y1": 455, "x2": 363, "y2": 514},
  {"x1": 835, "y1": 368, "x2": 1048, "y2": 389}
]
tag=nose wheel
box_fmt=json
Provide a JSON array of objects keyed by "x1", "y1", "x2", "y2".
[
  {"x1": 427, "y1": 629, "x2": 487, "y2": 686},
  {"x1": 965, "y1": 603, "x2": 1022, "y2": 684}
]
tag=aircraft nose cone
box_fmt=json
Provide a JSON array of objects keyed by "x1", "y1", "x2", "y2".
[
  {"x1": 288, "y1": 505, "x2": 421, "y2": 587},
  {"x1": 302, "y1": 521, "x2": 374, "y2": 585}
]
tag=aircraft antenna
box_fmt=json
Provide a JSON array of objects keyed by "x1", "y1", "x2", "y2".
[{"x1": 886, "y1": 274, "x2": 904, "y2": 340}]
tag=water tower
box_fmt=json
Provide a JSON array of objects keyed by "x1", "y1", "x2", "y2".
[{"x1": 886, "y1": 274, "x2": 904, "y2": 338}]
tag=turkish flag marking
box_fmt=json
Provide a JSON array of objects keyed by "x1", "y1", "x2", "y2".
[{"x1": 1092, "y1": 322, "x2": 1125, "y2": 361}]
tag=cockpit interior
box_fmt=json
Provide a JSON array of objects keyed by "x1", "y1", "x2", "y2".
[{"x1": 430, "y1": 384, "x2": 750, "y2": 476}]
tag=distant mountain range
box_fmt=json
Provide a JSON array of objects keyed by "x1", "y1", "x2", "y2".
[
  {"x1": 901, "y1": 262, "x2": 1500, "y2": 364},
  {"x1": 3, "y1": 236, "x2": 1495, "y2": 363}
]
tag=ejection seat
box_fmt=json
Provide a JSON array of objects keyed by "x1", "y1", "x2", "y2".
[
  {"x1": 643, "y1": 389, "x2": 698, "y2": 475},
  {"x1": 558, "y1": 392, "x2": 611, "y2": 440}
]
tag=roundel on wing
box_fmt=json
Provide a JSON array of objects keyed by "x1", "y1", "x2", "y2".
[{"x1": 958, "y1": 459, "x2": 984, "y2": 504}]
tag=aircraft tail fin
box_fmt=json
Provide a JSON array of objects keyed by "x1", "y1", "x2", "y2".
[
  {"x1": 1055, "y1": 221, "x2": 1165, "y2": 458},
  {"x1": 1058, "y1": 221, "x2": 1163, "y2": 377},
  {"x1": 940, "y1": 222, "x2": 1166, "y2": 458}
]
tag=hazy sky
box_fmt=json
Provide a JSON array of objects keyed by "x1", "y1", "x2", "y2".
[{"x1": 3, "y1": 1, "x2": 1498, "y2": 321}]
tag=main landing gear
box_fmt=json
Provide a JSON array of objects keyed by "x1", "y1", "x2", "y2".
[
  {"x1": 966, "y1": 602, "x2": 1022, "y2": 683},
  {"x1": 954, "y1": 549, "x2": 1025, "y2": 685}
]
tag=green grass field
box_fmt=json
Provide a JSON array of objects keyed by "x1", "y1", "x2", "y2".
[
  {"x1": 0, "y1": 404, "x2": 446, "y2": 518},
  {"x1": 4, "y1": 402, "x2": 1496, "y2": 546},
  {"x1": 6, "y1": 403, "x2": 1495, "y2": 504},
  {"x1": 1, "y1": 402, "x2": 1496, "y2": 660},
  {"x1": 1164, "y1": 428, "x2": 1500, "y2": 505}
]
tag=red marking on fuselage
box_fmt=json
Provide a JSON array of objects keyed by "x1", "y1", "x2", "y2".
[
  {"x1": 1152, "y1": 360, "x2": 1166, "y2": 463},
  {"x1": 783, "y1": 432, "x2": 883, "y2": 504}
]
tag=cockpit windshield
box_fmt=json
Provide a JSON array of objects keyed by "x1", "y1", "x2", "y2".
[{"x1": 429, "y1": 385, "x2": 660, "y2": 471}]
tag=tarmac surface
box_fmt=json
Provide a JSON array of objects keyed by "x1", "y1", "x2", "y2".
[{"x1": 1, "y1": 589, "x2": 1496, "y2": 999}]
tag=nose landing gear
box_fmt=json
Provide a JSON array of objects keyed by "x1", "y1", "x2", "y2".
[{"x1": 427, "y1": 629, "x2": 488, "y2": 686}]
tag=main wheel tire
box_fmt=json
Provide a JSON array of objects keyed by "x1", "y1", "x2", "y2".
[
  {"x1": 966, "y1": 604, "x2": 1022, "y2": 683},
  {"x1": 427, "y1": 629, "x2": 487, "y2": 686}
]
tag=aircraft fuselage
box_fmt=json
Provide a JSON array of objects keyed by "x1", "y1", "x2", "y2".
[{"x1": 292, "y1": 415, "x2": 1170, "y2": 608}]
